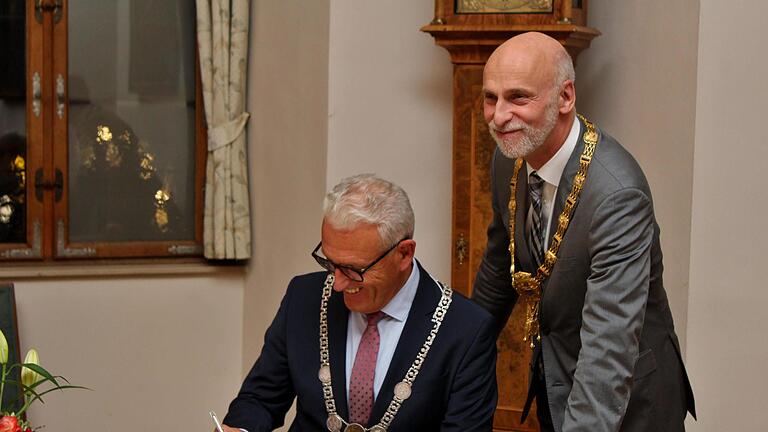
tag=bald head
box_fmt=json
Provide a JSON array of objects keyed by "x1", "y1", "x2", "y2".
[
  {"x1": 486, "y1": 32, "x2": 574, "y2": 90},
  {"x1": 482, "y1": 32, "x2": 577, "y2": 168}
]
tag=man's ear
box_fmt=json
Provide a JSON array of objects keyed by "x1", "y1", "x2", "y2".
[
  {"x1": 559, "y1": 80, "x2": 576, "y2": 114},
  {"x1": 397, "y1": 239, "x2": 416, "y2": 269}
]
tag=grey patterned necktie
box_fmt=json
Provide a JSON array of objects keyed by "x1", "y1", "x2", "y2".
[{"x1": 527, "y1": 172, "x2": 545, "y2": 267}]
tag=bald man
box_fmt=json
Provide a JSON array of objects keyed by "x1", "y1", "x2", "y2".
[{"x1": 472, "y1": 32, "x2": 696, "y2": 431}]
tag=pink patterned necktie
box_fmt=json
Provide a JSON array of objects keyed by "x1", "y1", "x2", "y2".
[{"x1": 349, "y1": 311, "x2": 386, "y2": 425}]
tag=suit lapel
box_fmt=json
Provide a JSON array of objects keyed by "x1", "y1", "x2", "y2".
[
  {"x1": 327, "y1": 289, "x2": 350, "y2": 419},
  {"x1": 369, "y1": 262, "x2": 438, "y2": 423},
  {"x1": 549, "y1": 117, "x2": 586, "y2": 239}
]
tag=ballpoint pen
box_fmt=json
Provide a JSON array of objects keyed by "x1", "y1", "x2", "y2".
[{"x1": 209, "y1": 410, "x2": 225, "y2": 432}]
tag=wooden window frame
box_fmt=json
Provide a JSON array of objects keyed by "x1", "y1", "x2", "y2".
[{"x1": 0, "y1": 0, "x2": 206, "y2": 262}]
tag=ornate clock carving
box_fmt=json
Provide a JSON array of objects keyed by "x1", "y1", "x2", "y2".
[{"x1": 456, "y1": 0, "x2": 554, "y2": 14}]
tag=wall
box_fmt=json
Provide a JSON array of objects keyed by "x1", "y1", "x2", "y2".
[
  {"x1": 242, "y1": 0, "x2": 330, "y2": 429},
  {"x1": 686, "y1": 0, "x2": 768, "y2": 429},
  {"x1": 12, "y1": 270, "x2": 244, "y2": 431},
  {"x1": 326, "y1": 0, "x2": 453, "y2": 280},
  {"x1": 576, "y1": 0, "x2": 700, "y2": 352}
]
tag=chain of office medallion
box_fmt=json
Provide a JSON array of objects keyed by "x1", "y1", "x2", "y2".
[
  {"x1": 317, "y1": 273, "x2": 453, "y2": 432},
  {"x1": 507, "y1": 114, "x2": 598, "y2": 348}
]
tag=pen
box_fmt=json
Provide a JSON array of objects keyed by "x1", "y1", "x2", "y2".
[{"x1": 209, "y1": 410, "x2": 225, "y2": 432}]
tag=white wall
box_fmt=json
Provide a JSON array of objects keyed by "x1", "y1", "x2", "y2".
[
  {"x1": 686, "y1": 0, "x2": 768, "y2": 429},
  {"x1": 243, "y1": 0, "x2": 329, "y2": 369},
  {"x1": 327, "y1": 0, "x2": 453, "y2": 280},
  {"x1": 576, "y1": 0, "x2": 700, "y2": 351},
  {"x1": 13, "y1": 270, "x2": 244, "y2": 431},
  {"x1": 243, "y1": 1, "x2": 330, "y2": 429}
]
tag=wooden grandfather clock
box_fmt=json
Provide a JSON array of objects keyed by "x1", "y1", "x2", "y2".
[{"x1": 422, "y1": 2, "x2": 599, "y2": 431}]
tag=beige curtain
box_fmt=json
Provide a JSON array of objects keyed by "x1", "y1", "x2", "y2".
[{"x1": 196, "y1": 0, "x2": 251, "y2": 259}]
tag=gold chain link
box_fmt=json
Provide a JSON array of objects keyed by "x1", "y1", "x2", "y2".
[{"x1": 508, "y1": 115, "x2": 599, "y2": 349}]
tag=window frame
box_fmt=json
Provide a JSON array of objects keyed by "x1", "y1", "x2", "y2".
[{"x1": 0, "y1": 0, "x2": 206, "y2": 262}]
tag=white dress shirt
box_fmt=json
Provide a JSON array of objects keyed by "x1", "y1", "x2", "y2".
[
  {"x1": 345, "y1": 258, "x2": 423, "y2": 403},
  {"x1": 526, "y1": 117, "x2": 581, "y2": 249}
]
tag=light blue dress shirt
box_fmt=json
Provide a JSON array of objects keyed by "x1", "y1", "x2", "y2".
[{"x1": 344, "y1": 258, "x2": 422, "y2": 404}]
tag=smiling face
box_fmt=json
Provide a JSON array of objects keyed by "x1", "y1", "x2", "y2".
[
  {"x1": 320, "y1": 221, "x2": 415, "y2": 314},
  {"x1": 484, "y1": 50, "x2": 558, "y2": 160},
  {"x1": 482, "y1": 33, "x2": 576, "y2": 168}
]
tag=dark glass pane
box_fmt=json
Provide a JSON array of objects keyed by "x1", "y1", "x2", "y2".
[
  {"x1": 0, "y1": 0, "x2": 27, "y2": 244},
  {"x1": 67, "y1": 0, "x2": 196, "y2": 242}
]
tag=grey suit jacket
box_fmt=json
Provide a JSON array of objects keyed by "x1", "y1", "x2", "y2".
[{"x1": 472, "y1": 117, "x2": 696, "y2": 432}]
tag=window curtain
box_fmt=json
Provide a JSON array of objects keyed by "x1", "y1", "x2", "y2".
[{"x1": 196, "y1": 0, "x2": 251, "y2": 259}]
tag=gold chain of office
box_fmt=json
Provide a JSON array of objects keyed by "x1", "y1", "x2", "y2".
[
  {"x1": 317, "y1": 273, "x2": 453, "y2": 432},
  {"x1": 509, "y1": 114, "x2": 598, "y2": 349}
]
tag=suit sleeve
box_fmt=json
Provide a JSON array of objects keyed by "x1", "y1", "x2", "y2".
[
  {"x1": 441, "y1": 314, "x2": 499, "y2": 432},
  {"x1": 223, "y1": 282, "x2": 297, "y2": 432},
  {"x1": 561, "y1": 188, "x2": 653, "y2": 432},
  {"x1": 472, "y1": 150, "x2": 519, "y2": 337}
]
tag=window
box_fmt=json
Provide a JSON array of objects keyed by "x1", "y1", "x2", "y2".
[{"x1": 0, "y1": 0, "x2": 205, "y2": 261}]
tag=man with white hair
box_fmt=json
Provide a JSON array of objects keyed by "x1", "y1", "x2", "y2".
[
  {"x1": 472, "y1": 32, "x2": 696, "y2": 431},
  {"x1": 222, "y1": 174, "x2": 497, "y2": 431}
]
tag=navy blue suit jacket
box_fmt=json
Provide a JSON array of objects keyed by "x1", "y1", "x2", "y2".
[{"x1": 224, "y1": 263, "x2": 498, "y2": 431}]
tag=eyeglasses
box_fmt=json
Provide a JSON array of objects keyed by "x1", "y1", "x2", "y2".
[{"x1": 311, "y1": 238, "x2": 408, "y2": 282}]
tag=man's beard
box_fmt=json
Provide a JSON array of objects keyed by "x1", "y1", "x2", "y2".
[{"x1": 488, "y1": 100, "x2": 559, "y2": 159}]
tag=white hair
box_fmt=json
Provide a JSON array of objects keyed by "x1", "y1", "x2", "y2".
[
  {"x1": 323, "y1": 174, "x2": 414, "y2": 247},
  {"x1": 554, "y1": 49, "x2": 575, "y2": 88}
]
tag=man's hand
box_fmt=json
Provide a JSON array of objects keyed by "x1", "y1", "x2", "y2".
[{"x1": 219, "y1": 425, "x2": 241, "y2": 432}]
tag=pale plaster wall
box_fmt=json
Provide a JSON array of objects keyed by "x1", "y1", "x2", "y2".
[
  {"x1": 326, "y1": 0, "x2": 453, "y2": 280},
  {"x1": 243, "y1": 0, "x2": 329, "y2": 369},
  {"x1": 242, "y1": 0, "x2": 330, "y2": 429},
  {"x1": 13, "y1": 271, "x2": 244, "y2": 431},
  {"x1": 576, "y1": 0, "x2": 700, "y2": 352},
  {"x1": 686, "y1": 0, "x2": 768, "y2": 429}
]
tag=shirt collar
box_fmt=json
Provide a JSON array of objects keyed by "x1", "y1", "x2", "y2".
[
  {"x1": 379, "y1": 258, "x2": 419, "y2": 322},
  {"x1": 526, "y1": 116, "x2": 581, "y2": 187}
]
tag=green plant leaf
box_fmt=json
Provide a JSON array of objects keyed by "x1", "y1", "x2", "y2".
[
  {"x1": 20, "y1": 363, "x2": 59, "y2": 387},
  {"x1": 30, "y1": 385, "x2": 90, "y2": 399},
  {"x1": 16, "y1": 381, "x2": 45, "y2": 403}
]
